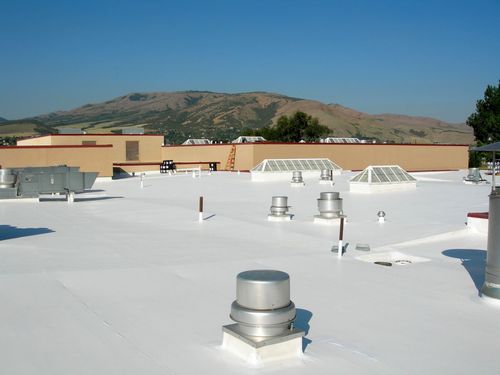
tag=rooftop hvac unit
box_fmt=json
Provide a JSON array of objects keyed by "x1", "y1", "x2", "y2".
[{"x1": 0, "y1": 166, "x2": 98, "y2": 200}]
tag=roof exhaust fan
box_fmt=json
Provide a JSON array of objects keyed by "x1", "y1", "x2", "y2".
[
  {"x1": 314, "y1": 192, "x2": 344, "y2": 224},
  {"x1": 222, "y1": 270, "x2": 304, "y2": 364},
  {"x1": 268, "y1": 196, "x2": 292, "y2": 221},
  {"x1": 319, "y1": 169, "x2": 334, "y2": 185},
  {"x1": 291, "y1": 171, "x2": 305, "y2": 187}
]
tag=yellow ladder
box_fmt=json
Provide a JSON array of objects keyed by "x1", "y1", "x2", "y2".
[{"x1": 225, "y1": 144, "x2": 236, "y2": 171}]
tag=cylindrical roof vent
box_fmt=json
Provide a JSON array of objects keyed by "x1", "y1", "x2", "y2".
[
  {"x1": 268, "y1": 196, "x2": 292, "y2": 220},
  {"x1": 320, "y1": 169, "x2": 333, "y2": 181},
  {"x1": 0, "y1": 169, "x2": 16, "y2": 189},
  {"x1": 230, "y1": 270, "x2": 296, "y2": 337},
  {"x1": 316, "y1": 191, "x2": 343, "y2": 219},
  {"x1": 482, "y1": 191, "x2": 500, "y2": 299},
  {"x1": 291, "y1": 171, "x2": 305, "y2": 186},
  {"x1": 292, "y1": 171, "x2": 303, "y2": 183}
]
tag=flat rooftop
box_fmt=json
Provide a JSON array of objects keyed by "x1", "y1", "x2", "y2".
[{"x1": 0, "y1": 170, "x2": 496, "y2": 374}]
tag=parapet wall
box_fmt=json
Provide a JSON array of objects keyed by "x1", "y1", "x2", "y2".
[
  {"x1": 162, "y1": 143, "x2": 469, "y2": 171},
  {"x1": 0, "y1": 145, "x2": 114, "y2": 177}
]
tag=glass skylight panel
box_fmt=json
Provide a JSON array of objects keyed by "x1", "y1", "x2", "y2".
[
  {"x1": 268, "y1": 160, "x2": 278, "y2": 171},
  {"x1": 350, "y1": 165, "x2": 416, "y2": 184},
  {"x1": 284, "y1": 160, "x2": 294, "y2": 170},
  {"x1": 251, "y1": 158, "x2": 341, "y2": 172},
  {"x1": 360, "y1": 171, "x2": 369, "y2": 182},
  {"x1": 305, "y1": 160, "x2": 315, "y2": 170}
]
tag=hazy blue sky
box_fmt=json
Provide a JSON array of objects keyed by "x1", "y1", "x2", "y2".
[{"x1": 1, "y1": 0, "x2": 499, "y2": 122}]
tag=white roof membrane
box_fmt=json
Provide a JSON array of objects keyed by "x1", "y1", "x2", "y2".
[{"x1": 0, "y1": 170, "x2": 496, "y2": 374}]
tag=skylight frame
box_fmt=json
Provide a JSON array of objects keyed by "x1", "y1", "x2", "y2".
[
  {"x1": 251, "y1": 158, "x2": 342, "y2": 173},
  {"x1": 350, "y1": 165, "x2": 417, "y2": 185}
]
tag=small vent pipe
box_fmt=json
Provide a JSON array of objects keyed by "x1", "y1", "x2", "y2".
[
  {"x1": 320, "y1": 169, "x2": 333, "y2": 181},
  {"x1": 291, "y1": 171, "x2": 303, "y2": 183}
]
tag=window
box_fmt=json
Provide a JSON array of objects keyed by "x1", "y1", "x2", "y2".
[{"x1": 126, "y1": 141, "x2": 139, "y2": 161}]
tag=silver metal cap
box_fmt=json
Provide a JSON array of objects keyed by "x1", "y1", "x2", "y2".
[{"x1": 236, "y1": 270, "x2": 291, "y2": 310}]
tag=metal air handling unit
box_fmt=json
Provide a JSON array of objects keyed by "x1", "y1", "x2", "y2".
[
  {"x1": 222, "y1": 270, "x2": 304, "y2": 364},
  {"x1": 0, "y1": 166, "x2": 98, "y2": 200}
]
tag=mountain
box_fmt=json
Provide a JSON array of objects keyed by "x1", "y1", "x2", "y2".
[
  {"x1": 0, "y1": 117, "x2": 7, "y2": 123},
  {"x1": 3, "y1": 91, "x2": 474, "y2": 144}
]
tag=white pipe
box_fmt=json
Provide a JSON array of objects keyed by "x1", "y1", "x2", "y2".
[{"x1": 493, "y1": 151, "x2": 496, "y2": 192}]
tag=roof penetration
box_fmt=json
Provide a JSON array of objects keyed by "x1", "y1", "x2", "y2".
[{"x1": 350, "y1": 165, "x2": 417, "y2": 193}]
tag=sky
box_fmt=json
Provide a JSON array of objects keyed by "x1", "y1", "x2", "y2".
[{"x1": 0, "y1": 0, "x2": 499, "y2": 122}]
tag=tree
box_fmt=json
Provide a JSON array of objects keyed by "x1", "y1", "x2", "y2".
[
  {"x1": 241, "y1": 111, "x2": 330, "y2": 142},
  {"x1": 467, "y1": 81, "x2": 500, "y2": 144},
  {"x1": 272, "y1": 111, "x2": 330, "y2": 142}
]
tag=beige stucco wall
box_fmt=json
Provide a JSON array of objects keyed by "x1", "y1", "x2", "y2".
[
  {"x1": 0, "y1": 146, "x2": 113, "y2": 177},
  {"x1": 18, "y1": 134, "x2": 164, "y2": 163},
  {"x1": 161, "y1": 143, "x2": 469, "y2": 171},
  {"x1": 13, "y1": 138, "x2": 469, "y2": 175},
  {"x1": 161, "y1": 144, "x2": 255, "y2": 171},
  {"x1": 251, "y1": 143, "x2": 469, "y2": 171}
]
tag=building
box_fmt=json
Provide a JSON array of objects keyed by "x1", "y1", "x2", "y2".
[{"x1": 0, "y1": 135, "x2": 469, "y2": 178}]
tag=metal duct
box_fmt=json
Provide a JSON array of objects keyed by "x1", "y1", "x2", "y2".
[
  {"x1": 230, "y1": 270, "x2": 296, "y2": 337},
  {"x1": 482, "y1": 190, "x2": 500, "y2": 299}
]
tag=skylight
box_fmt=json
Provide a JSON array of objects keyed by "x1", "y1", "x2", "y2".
[
  {"x1": 232, "y1": 136, "x2": 266, "y2": 143},
  {"x1": 350, "y1": 165, "x2": 416, "y2": 184},
  {"x1": 252, "y1": 158, "x2": 341, "y2": 172},
  {"x1": 182, "y1": 139, "x2": 211, "y2": 145},
  {"x1": 323, "y1": 137, "x2": 361, "y2": 143}
]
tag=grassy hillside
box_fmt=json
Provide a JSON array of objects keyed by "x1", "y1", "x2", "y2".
[{"x1": 2, "y1": 91, "x2": 474, "y2": 144}]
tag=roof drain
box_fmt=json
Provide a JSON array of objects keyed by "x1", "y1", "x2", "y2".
[
  {"x1": 222, "y1": 270, "x2": 304, "y2": 364},
  {"x1": 268, "y1": 196, "x2": 292, "y2": 221},
  {"x1": 314, "y1": 192, "x2": 344, "y2": 225},
  {"x1": 291, "y1": 171, "x2": 305, "y2": 187},
  {"x1": 482, "y1": 190, "x2": 500, "y2": 300},
  {"x1": 319, "y1": 169, "x2": 334, "y2": 185}
]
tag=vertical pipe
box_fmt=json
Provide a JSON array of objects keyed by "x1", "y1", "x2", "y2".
[
  {"x1": 199, "y1": 196, "x2": 204, "y2": 222},
  {"x1": 482, "y1": 190, "x2": 500, "y2": 299},
  {"x1": 338, "y1": 216, "x2": 345, "y2": 259},
  {"x1": 493, "y1": 151, "x2": 496, "y2": 192}
]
